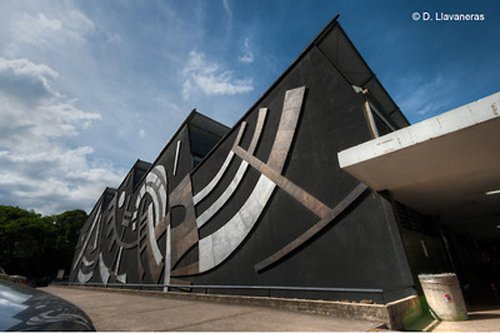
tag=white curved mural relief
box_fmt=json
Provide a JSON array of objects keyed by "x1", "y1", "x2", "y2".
[{"x1": 72, "y1": 86, "x2": 313, "y2": 285}]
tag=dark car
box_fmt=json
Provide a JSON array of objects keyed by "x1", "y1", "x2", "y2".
[
  {"x1": 0, "y1": 267, "x2": 29, "y2": 286},
  {"x1": 0, "y1": 279, "x2": 95, "y2": 331}
]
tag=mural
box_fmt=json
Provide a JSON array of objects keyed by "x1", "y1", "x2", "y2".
[
  {"x1": 70, "y1": 19, "x2": 416, "y2": 302},
  {"x1": 72, "y1": 87, "x2": 316, "y2": 284}
]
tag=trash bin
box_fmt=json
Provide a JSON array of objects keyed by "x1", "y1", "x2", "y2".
[{"x1": 418, "y1": 273, "x2": 468, "y2": 321}]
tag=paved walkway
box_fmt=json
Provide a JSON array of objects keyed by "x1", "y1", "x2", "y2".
[
  {"x1": 43, "y1": 286, "x2": 378, "y2": 331},
  {"x1": 433, "y1": 307, "x2": 500, "y2": 332}
]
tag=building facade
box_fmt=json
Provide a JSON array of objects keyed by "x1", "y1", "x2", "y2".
[{"x1": 71, "y1": 17, "x2": 494, "y2": 305}]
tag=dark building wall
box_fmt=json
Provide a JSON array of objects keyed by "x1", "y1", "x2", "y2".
[
  {"x1": 393, "y1": 202, "x2": 452, "y2": 290},
  {"x1": 69, "y1": 187, "x2": 116, "y2": 283},
  {"x1": 70, "y1": 20, "x2": 416, "y2": 303},
  {"x1": 183, "y1": 45, "x2": 414, "y2": 302},
  {"x1": 71, "y1": 117, "x2": 228, "y2": 286}
]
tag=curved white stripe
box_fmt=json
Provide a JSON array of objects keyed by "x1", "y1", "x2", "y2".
[
  {"x1": 116, "y1": 274, "x2": 127, "y2": 284},
  {"x1": 198, "y1": 175, "x2": 275, "y2": 272},
  {"x1": 193, "y1": 122, "x2": 247, "y2": 205},
  {"x1": 195, "y1": 109, "x2": 268, "y2": 228},
  {"x1": 197, "y1": 89, "x2": 304, "y2": 273},
  {"x1": 82, "y1": 256, "x2": 94, "y2": 267},
  {"x1": 147, "y1": 203, "x2": 163, "y2": 266},
  {"x1": 196, "y1": 160, "x2": 249, "y2": 228},
  {"x1": 91, "y1": 214, "x2": 101, "y2": 252},
  {"x1": 193, "y1": 151, "x2": 235, "y2": 205},
  {"x1": 118, "y1": 191, "x2": 126, "y2": 208},
  {"x1": 154, "y1": 164, "x2": 167, "y2": 185},
  {"x1": 77, "y1": 269, "x2": 93, "y2": 283},
  {"x1": 146, "y1": 183, "x2": 163, "y2": 226},
  {"x1": 140, "y1": 165, "x2": 167, "y2": 227},
  {"x1": 133, "y1": 165, "x2": 167, "y2": 268},
  {"x1": 98, "y1": 253, "x2": 110, "y2": 284},
  {"x1": 72, "y1": 208, "x2": 101, "y2": 270},
  {"x1": 137, "y1": 186, "x2": 146, "y2": 207}
]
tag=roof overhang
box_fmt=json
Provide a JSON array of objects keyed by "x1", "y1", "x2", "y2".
[{"x1": 338, "y1": 92, "x2": 500, "y2": 230}]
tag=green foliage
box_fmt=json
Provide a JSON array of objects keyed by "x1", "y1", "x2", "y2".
[{"x1": 0, "y1": 205, "x2": 87, "y2": 283}]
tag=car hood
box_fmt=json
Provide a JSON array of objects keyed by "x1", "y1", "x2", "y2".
[{"x1": 0, "y1": 280, "x2": 95, "y2": 331}]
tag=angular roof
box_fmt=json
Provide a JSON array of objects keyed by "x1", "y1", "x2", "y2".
[{"x1": 314, "y1": 18, "x2": 410, "y2": 128}]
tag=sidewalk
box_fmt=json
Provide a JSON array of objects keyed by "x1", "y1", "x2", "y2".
[
  {"x1": 43, "y1": 286, "x2": 379, "y2": 331},
  {"x1": 433, "y1": 307, "x2": 500, "y2": 332}
]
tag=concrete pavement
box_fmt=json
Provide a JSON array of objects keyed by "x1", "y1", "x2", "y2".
[
  {"x1": 43, "y1": 286, "x2": 380, "y2": 331},
  {"x1": 433, "y1": 307, "x2": 500, "y2": 332}
]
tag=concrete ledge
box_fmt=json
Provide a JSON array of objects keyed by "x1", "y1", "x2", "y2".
[
  {"x1": 54, "y1": 285, "x2": 419, "y2": 330},
  {"x1": 386, "y1": 295, "x2": 424, "y2": 330},
  {"x1": 338, "y1": 92, "x2": 500, "y2": 169}
]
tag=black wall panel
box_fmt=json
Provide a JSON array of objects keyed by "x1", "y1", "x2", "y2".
[{"x1": 70, "y1": 21, "x2": 416, "y2": 303}]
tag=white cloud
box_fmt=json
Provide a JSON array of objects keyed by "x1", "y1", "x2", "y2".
[
  {"x1": 0, "y1": 57, "x2": 123, "y2": 214},
  {"x1": 0, "y1": 57, "x2": 58, "y2": 78},
  {"x1": 13, "y1": 13, "x2": 62, "y2": 45},
  {"x1": 0, "y1": 57, "x2": 59, "y2": 105},
  {"x1": 0, "y1": 2, "x2": 257, "y2": 214},
  {"x1": 239, "y1": 53, "x2": 254, "y2": 64},
  {"x1": 0, "y1": 58, "x2": 100, "y2": 141},
  {"x1": 10, "y1": 10, "x2": 95, "y2": 50},
  {"x1": 106, "y1": 31, "x2": 123, "y2": 45},
  {"x1": 182, "y1": 80, "x2": 193, "y2": 100},
  {"x1": 222, "y1": 0, "x2": 232, "y2": 19},
  {"x1": 138, "y1": 128, "x2": 146, "y2": 139},
  {"x1": 182, "y1": 51, "x2": 253, "y2": 99},
  {"x1": 192, "y1": 73, "x2": 253, "y2": 96},
  {"x1": 66, "y1": 9, "x2": 95, "y2": 34},
  {"x1": 395, "y1": 75, "x2": 456, "y2": 121},
  {"x1": 154, "y1": 96, "x2": 181, "y2": 114},
  {"x1": 238, "y1": 38, "x2": 254, "y2": 64}
]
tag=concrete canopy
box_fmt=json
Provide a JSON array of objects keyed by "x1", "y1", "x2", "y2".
[{"x1": 338, "y1": 92, "x2": 500, "y2": 234}]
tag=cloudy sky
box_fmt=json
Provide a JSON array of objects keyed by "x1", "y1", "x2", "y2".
[{"x1": 0, "y1": 0, "x2": 498, "y2": 215}]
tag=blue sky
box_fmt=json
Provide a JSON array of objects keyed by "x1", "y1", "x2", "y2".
[{"x1": 0, "y1": 0, "x2": 498, "y2": 214}]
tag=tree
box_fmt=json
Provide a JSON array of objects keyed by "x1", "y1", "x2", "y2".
[
  {"x1": 0, "y1": 205, "x2": 87, "y2": 285},
  {"x1": 52, "y1": 209, "x2": 88, "y2": 274}
]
